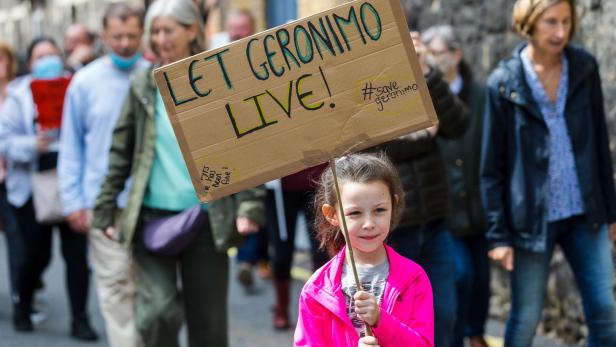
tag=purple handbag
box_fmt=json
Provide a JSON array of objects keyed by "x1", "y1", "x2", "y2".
[{"x1": 143, "y1": 205, "x2": 206, "y2": 256}]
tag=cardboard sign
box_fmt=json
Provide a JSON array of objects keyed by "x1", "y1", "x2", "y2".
[
  {"x1": 154, "y1": 0, "x2": 438, "y2": 202},
  {"x1": 31, "y1": 77, "x2": 72, "y2": 129}
]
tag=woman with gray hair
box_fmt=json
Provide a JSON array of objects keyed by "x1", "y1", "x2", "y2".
[{"x1": 92, "y1": 1, "x2": 266, "y2": 346}]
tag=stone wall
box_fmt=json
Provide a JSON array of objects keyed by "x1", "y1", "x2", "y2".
[
  {"x1": 401, "y1": 0, "x2": 616, "y2": 168},
  {"x1": 398, "y1": 0, "x2": 616, "y2": 345}
]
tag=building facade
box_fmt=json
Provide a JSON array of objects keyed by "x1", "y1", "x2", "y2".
[{"x1": 0, "y1": 0, "x2": 133, "y2": 54}]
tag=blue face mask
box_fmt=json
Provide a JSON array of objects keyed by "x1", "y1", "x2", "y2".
[
  {"x1": 109, "y1": 51, "x2": 142, "y2": 70},
  {"x1": 32, "y1": 55, "x2": 64, "y2": 80}
]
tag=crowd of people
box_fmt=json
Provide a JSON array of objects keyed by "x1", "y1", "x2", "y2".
[{"x1": 0, "y1": 0, "x2": 615, "y2": 347}]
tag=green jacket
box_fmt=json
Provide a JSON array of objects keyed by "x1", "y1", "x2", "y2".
[{"x1": 92, "y1": 67, "x2": 266, "y2": 250}]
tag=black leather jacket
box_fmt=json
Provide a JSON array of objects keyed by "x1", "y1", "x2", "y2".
[{"x1": 481, "y1": 44, "x2": 616, "y2": 252}]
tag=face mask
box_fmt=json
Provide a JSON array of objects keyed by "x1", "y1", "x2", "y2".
[
  {"x1": 109, "y1": 51, "x2": 142, "y2": 70},
  {"x1": 32, "y1": 55, "x2": 64, "y2": 79}
]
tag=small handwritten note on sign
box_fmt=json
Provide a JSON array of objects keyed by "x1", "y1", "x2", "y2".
[{"x1": 154, "y1": 0, "x2": 438, "y2": 202}]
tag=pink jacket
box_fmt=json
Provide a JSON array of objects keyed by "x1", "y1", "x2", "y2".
[{"x1": 294, "y1": 245, "x2": 434, "y2": 347}]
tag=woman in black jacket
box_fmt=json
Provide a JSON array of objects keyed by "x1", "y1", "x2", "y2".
[{"x1": 481, "y1": 1, "x2": 616, "y2": 346}]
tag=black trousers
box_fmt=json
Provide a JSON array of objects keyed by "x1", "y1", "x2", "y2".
[
  {"x1": 267, "y1": 190, "x2": 329, "y2": 280},
  {"x1": 13, "y1": 198, "x2": 90, "y2": 318},
  {"x1": 0, "y1": 183, "x2": 22, "y2": 299}
]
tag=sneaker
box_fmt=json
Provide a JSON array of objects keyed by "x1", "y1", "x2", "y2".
[
  {"x1": 13, "y1": 308, "x2": 33, "y2": 332},
  {"x1": 71, "y1": 316, "x2": 99, "y2": 342},
  {"x1": 236, "y1": 262, "x2": 254, "y2": 288}
]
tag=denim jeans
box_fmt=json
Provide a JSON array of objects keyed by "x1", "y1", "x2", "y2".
[
  {"x1": 451, "y1": 235, "x2": 490, "y2": 347},
  {"x1": 237, "y1": 231, "x2": 265, "y2": 265},
  {"x1": 505, "y1": 215, "x2": 616, "y2": 347},
  {"x1": 388, "y1": 219, "x2": 457, "y2": 347}
]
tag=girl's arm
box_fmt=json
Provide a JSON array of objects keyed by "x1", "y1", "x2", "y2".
[
  {"x1": 372, "y1": 270, "x2": 434, "y2": 347},
  {"x1": 294, "y1": 291, "x2": 327, "y2": 347}
]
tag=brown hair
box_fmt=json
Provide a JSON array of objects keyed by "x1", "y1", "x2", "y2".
[
  {"x1": 103, "y1": 3, "x2": 145, "y2": 29},
  {"x1": 313, "y1": 153, "x2": 405, "y2": 253},
  {"x1": 512, "y1": 0, "x2": 578, "y2": 40},
  {"x1": 0, "y1": 42, "x2": 17, "y2": 81}
]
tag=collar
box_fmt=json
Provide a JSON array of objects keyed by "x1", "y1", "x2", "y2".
[
  {"x1": 494, "y1": 43, "x2": 595, "y2": 122},
  {"x1": 520, "y1": 46, "x2": 569, "y2": 116}
]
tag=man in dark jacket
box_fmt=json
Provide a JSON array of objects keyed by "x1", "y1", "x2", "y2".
[
  {"x1": 424, "y1": 25, "x2": 489, "y2": 347},
  {"x1": 372, "y1": 31, "x2": 469, "y2": 347}
]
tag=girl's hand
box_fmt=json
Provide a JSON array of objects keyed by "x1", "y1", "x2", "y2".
[
  {"x1": 358, "y1": 336, "x2": 379, "y2": 346},
  {"x1": 353, "y1": 291, "x2": 380, "y2": 326},
  {"x1": 489, "y1": 246, "x2": 514, "y2": 271}
]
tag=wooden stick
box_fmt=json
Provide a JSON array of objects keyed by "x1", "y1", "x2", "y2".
[{"x1": 329, "y1": 158, "x2": 373, "y2": 337}]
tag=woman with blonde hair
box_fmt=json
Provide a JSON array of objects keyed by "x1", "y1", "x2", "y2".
[
  {"x1": 92, "y1": 1, "x2": 265, "y2": 346},
  {"x1": 481, "y1": 0, "x2": 616, "y2": 346}
]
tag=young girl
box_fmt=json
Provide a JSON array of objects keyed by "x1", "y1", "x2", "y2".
[{"x1": 294, "y1": 153, "x2": 434, "y2": 347}]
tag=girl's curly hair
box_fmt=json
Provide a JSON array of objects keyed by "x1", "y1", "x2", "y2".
[{"x1": 313, "y1": 153, "x2": 405, "y2": 254}]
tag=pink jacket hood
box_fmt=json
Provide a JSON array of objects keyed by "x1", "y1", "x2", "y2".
[{"x1": 294, "y1": 244, "x2": 434, "y2": 347}]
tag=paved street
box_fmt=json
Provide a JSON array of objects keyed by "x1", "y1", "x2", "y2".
[
  {"x1": 0, "y1": 230, "x2": 570, "y2": 347},
  {"x1": 0, "y1": 231, "x2": 300, "y2": 347}
]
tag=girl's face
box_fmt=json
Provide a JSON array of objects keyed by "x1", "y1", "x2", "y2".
[
  {"x1": 150, "y1": 16, "x2": 197, "y2": 65},
  {"x1": 531, "y1": 1, "x2": 572, "y2": 55},
  {"x1": 324, "y1": 180, "x2": 393, "y2": 258}
]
